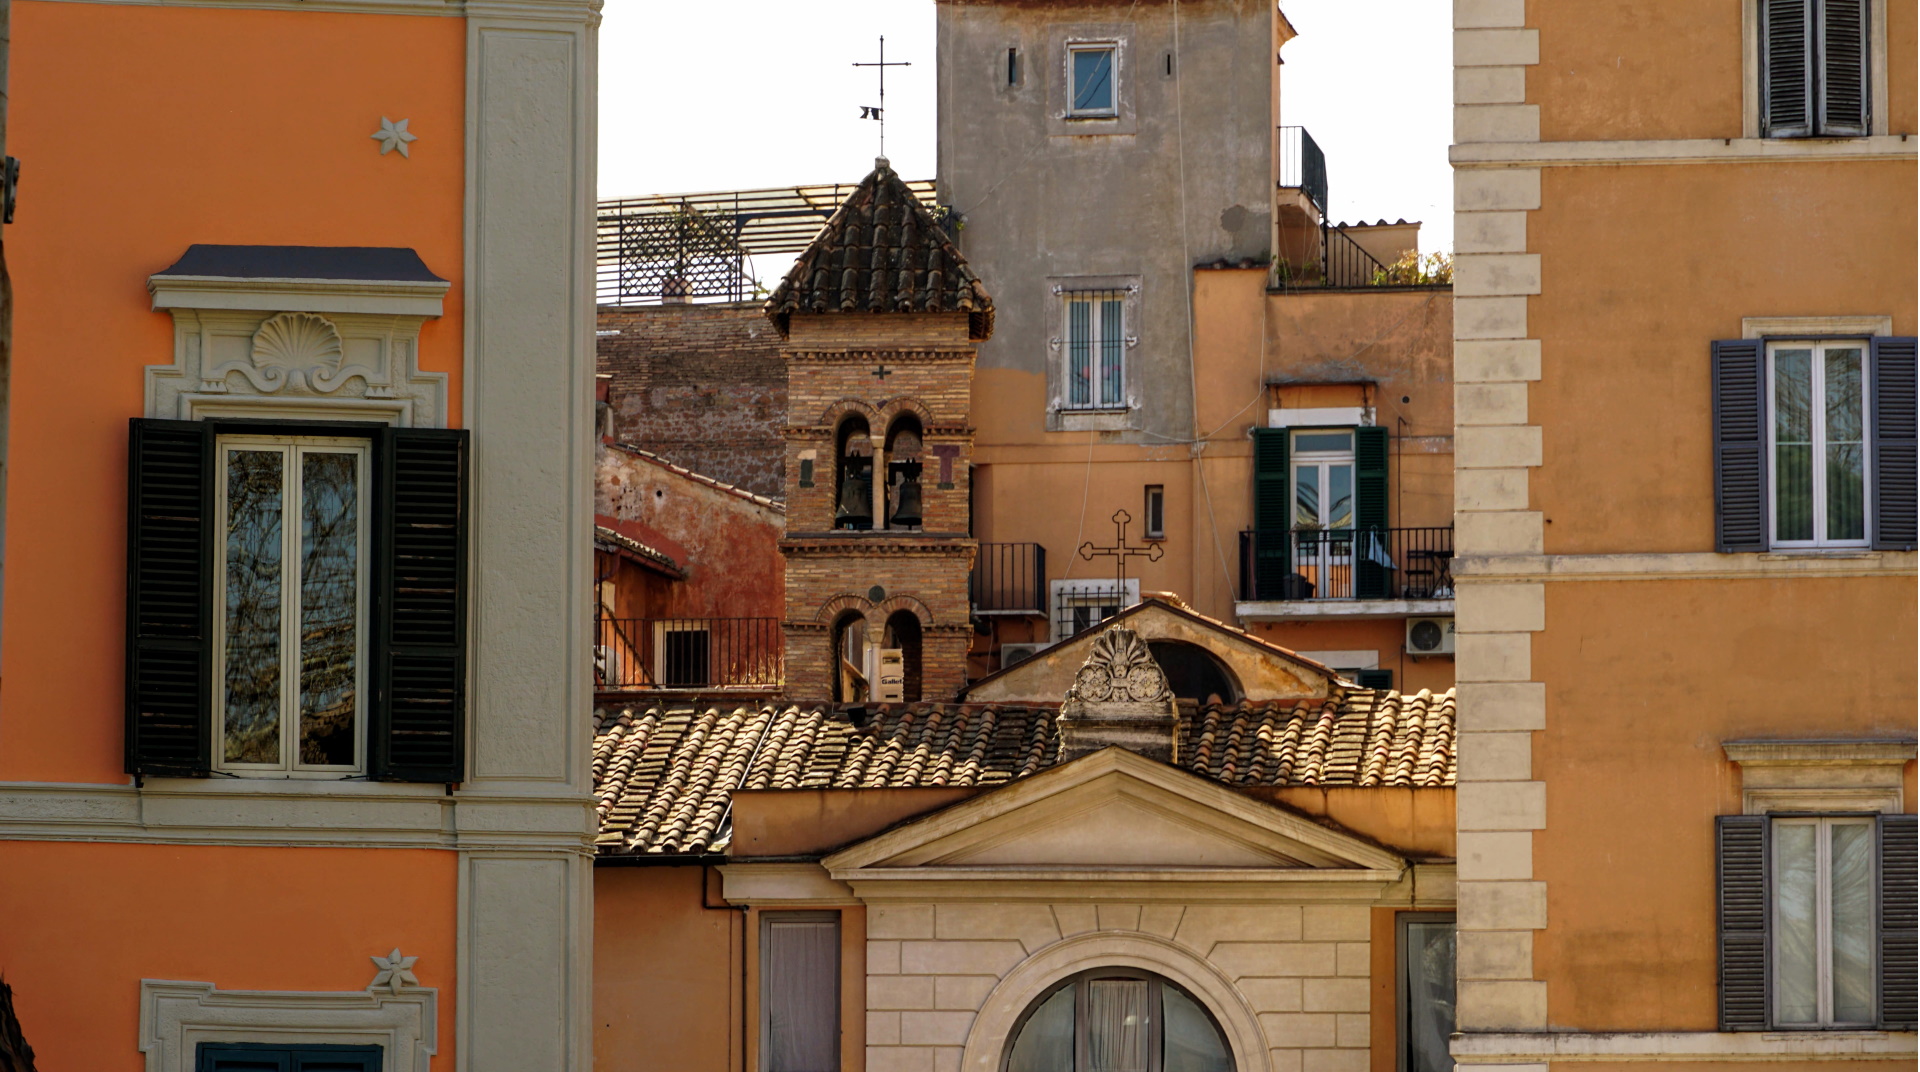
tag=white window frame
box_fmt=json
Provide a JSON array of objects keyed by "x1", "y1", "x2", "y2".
[
  {"x1": 1065, "y1": 41, "x2": 1119, "y2": 118},
  {"x1": 1290, "y1": 428, "x2": 1357, "y2": 530},
  {"x1": 212, "y1": 434, "x2": 371, "y2": 777},
  {"x1": 1770, "y1": 815, "x2": 1879, "y2": 1028},
  {"x1": 1049, "y1": 578, "x2": 1139, "y2": 643},
  {"x1": 1061, "y1": 289, "x2": 1130, "y2": 411},
  {"x1": 1764, "y1": 339, "x2": 1872, "y2": 549},
  {"x1": 1744, "y1": 0, "x2": 1889, "y2": 138}
]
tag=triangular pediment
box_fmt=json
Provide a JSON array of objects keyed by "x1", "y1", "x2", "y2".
[{"x1": 823, "y1": 747, "x2": 1403, "y2": 878}]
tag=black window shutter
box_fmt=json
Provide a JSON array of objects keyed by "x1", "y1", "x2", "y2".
[
  {"x1": 1354, "y1": 426, "x2": 1391, "y2": 599},
  {"x1": 1251, "y1": 428, "x2": 1291, "y2": 599},
  {"x1": 1817, "y1": 0, "x2": 1870, "y2": 136},
  {"x1": 1879, "y1": 813, "x2": 1917, "y2": 1030},
  {"x1": 1355, "y1": 668, "x2": 1393, "y2": 690},
  {"x1": 1718, "y1": 814, "x2": 1771, "y2": 1030},
  {"x1": 1871, "y1": 336, "x2": 1917, "y2": 550},
  {"x1": 1713, "y1": 340, "x2": 1769, "y2": 553},
  {"x1": 1762, "y1": 0, "x2": 1814, "y2": 136},
  {"x1": 370, "y1": 427, "x2": 470, "y2": 783},
  {"x1": 125, "y1": 418, "x2": 213, "y2": 777}
]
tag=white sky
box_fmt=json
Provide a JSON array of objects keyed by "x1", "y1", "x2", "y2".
[{"x1": 598, "y1": 0, "x2": 1452, "y2": 261}]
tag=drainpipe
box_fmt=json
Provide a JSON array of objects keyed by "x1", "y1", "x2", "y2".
[{"x1": 0, "y1": 0, "x2": 15, "y2": 664}]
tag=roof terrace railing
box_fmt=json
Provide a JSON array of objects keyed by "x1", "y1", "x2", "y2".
[
  {"x1": 1277, "y1": 126, "x2": 1328, "y2": 216},
  {"x1": 595, "y1": 616, "x2": 784, "y2": 692}
]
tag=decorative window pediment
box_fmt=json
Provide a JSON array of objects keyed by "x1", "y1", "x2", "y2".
[
  {"x1": 1725, "y1": 737, "x2": 1915, "y2": 814},
  {"x1": 821, "y1": 747, "x2": 1404, "y2": 901},
  {"x1": 146, "y1": 245, "x2": 450, "y2": 426}
]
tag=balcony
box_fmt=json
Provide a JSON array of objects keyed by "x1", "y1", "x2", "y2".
[
  {"x1": 972, "y1": 542, "x2": 1048, "y2": 615},
  {"x1": 1276, "y1": 126, "x2": 1328, "y2": 217},
  {"x1": 595, "y1": 616, "x2": 784, "y2": 692},
  {"x1": 1236, "y1": 527, "x2": 1454, "y2": 620}
]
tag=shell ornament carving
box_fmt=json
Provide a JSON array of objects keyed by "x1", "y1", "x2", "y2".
[
  {"x1": 249, "y1": 311, "x2": 345, "y2": 392},
  {"x1": 1067, "y1": 626, "x2": 1172, "y2": 704}
]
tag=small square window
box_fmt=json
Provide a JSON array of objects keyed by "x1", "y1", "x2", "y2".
[
  {"x1": 1144, "y1": 485, "x2": 1165, "y2": 539},
  {"x1": 1069, "y1": 44, "x2": 1117, "y2": 116}
]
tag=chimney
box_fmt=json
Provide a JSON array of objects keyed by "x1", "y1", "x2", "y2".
[{"x1": 1057, "y1": 626, "x2": 1178, "y2": 763}]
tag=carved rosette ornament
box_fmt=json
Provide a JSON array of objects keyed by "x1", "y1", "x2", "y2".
[{"x1": 1058, "y1": 626, "x2": 1179, "y2": 763}]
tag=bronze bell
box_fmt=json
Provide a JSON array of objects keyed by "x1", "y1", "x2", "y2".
[
  {"x1": 835, "y1": 456, "x2": 873, "y2": 530},
  {"x1": 889, "y1": 460, "x2": 923, "y2": 528}
]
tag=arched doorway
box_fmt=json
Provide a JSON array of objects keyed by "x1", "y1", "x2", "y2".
[
  {"x1": 1146, "y1": 640, "x2": 1239, "y2": 704},
  {"x1": 1004, "y1": 968, "x2": 1233, "y2": 1072},
  {"x1": 883, "y1": 609, "x2": 923, "y2": 703}
]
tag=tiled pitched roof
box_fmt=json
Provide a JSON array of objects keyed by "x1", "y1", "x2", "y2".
[
  {"x1": 594, "y1": 524, "x2": 684, "y2": 578},
  {"x1": 592, "y1": 689, "x2": 1455, "y2": 856},
  {"x1": 764, "y1": 159, "x2": 993, "y2": 341}
]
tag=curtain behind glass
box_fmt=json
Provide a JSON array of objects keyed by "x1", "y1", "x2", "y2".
[
  {"x1": 1069, "y1": 301, "x2": 1092, "y2": 407},
  {"x1": 1773, "y1": 822, "x2": 1820, "y2": 1025},
  {"x1": 1830, "y1": 821, "x2": 1875, "y2": 1023},
  {"x1": 765, "y1": 917, "x2": 839, "y2": 1072},
  {"x1": 1405, "y1": 921, "x2": 1455, "y2": 1072},
  {"x1": 1086, "y1": 979, "x2": 1149, "y2": 1072},
  {"x1": 1098, "y1": 298, "x2": 1124, "y2": 406}
]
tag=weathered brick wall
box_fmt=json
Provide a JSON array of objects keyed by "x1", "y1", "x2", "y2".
[
  {"x1": 865, "y1": 903, "x2": 1374, "y2": 1072},
  {"x1": 782, "y1": 541, "x2": 975, "y2": 702},
  {"x1": 597, "y1": 303, "x2": 787, "y2": 499}
]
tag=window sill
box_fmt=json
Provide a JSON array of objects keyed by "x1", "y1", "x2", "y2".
[
  {"x1": 137, "y1": 776, "x2": 449, "y2": 797},
  {"x1": 1758, "y1": 549, "x2": 1881, "y2": 560},
  {"x1": 1052, "y1": 408, "x2": 1133, "y2": 433}
]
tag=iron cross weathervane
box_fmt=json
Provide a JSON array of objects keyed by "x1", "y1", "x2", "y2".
[
  {"x1": 853, "y1": 35, "x2": 911, "y2": 158},
  {"x1": 1079, "y1": 509, "x2": 1164, "y2": 591}
]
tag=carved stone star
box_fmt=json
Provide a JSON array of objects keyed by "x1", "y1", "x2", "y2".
[
  {"x1": 371, "y1": 117, "x2": 417, "y2": 158},
  {"x1": 369, "y1": 948, "x2": 420, "y2": 994}
]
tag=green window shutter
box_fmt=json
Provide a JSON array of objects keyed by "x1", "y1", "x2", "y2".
[
  {"x1": 1762, "y1": 0, "x2": 1814, "y2": 136},
  {"x1": 1818, "y1": 0, "x2": 1870, "y2": 136},
  {"x1": 1713, "y1": 340, "x2": 1769, "y2": 553},
  {"x1": 1717, "y1": 814, "x2": 1771, "y2": 1030},
  {"x1": 1354, "y1": 426, "x2": 1391, "y2": 599},
  {"x1": 1251, "y1": 428, "x2": 1290, "y2": 599},
  {"x1": 371, "y1": 427, "x2": 470, "y2": 783},
  {"x1": 1870, "y1": 337, "x2": 1917, "y2": 550},
  {"x1": 1354, "y1": 668, "x2": 1393, "y2": 690},
  {"x1": 125, "y1": 418, "x2": 214, "y2": 777},
  {"x1": 1879, "y1": 813, "x2": 1917, "y2": 1029}
]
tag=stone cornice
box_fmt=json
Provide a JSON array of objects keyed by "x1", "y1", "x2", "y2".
[
  {"x1": 781, "y1": 534, "x2": 976, "y2": 554},
  {"x1": 785, "y1": 426, "x2": 974, "y2": 438},
  {"x1": 783, "y1": 349, "x2": 976, "y2": 361},
  {"x1": 1452, "y1": 134, "x2": 1917, "y2": 168},
  {"x1": 1453, "y1": 550, "x2": 1917, "y2": 582},
  {"x1": 149, "y1": 274, "x2": 449, "y2": 318},
  {"x1": 1451, "y1": 1029, "x2": 1917, "y2": 1062},
  {"x1": 29, "y1": 0, "x2": 599, "y2": 19}
]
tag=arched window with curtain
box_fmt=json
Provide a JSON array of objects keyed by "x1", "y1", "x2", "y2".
[
  {"x1": 834, "y1": 416, "x2": 874, "y2": 531},
  {"x1": 882, "y1": 609, "x2": 922, "y2": 703},
  {"x1": 1004, "y1": 968, "x2": 1233, "y2": 1072}
]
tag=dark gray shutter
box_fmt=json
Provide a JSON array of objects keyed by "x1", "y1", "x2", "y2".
[
  {"x1": 1871, "y1": 336, "x2": 1917, "y2": 550},
  {"x1": 125, "y1": 418, "x2": 213, "y2": 777},
  {"x1": 1713, "y1": 340, "x2": 1769, "y2": 553},
  {"x1": 1355, "y1": 668, "x2": 1393, "y2": 690},
  {"x1": 1879, "y1": 813, "x2": 1917, "y2": 1029},
  {"x1": 1251, "y1": 428, "x2": 1290, "y2": 599},
  {"x1": 1718, "y1": 814, "x2": 1771, "y2": 1030},
  {"x1": 370, "y1": 428, "x2": 469, "y2": 783},
  {"x1": 1762, "y1": 0, "x2": 1814, "y2": 136},
  {"x1": 1818, "y1": 0, "x2": 1870, "y2": 136},
  {"x1": 1354, "y1": 426, "x2": 1391, "y2": 599}
]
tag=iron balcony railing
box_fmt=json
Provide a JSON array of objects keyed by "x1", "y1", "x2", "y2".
[
  {"x1": 1277, "y1": 126, "x2": 1328, "y2": 216},
  {"x1": 1239, "y1": 526, "x2": 1454, "y2": 602},
  {"x1": 1323, "y1": 224, "x2": 1391, "y2": 288},
  {"x1": 972, "y1": 542, "x2": 1048, "y2": 615},
  {"x1": 595, "y1": 616, "x2": 784, "y2": 691}
]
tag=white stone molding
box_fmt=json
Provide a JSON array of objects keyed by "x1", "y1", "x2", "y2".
[
  {"x1": 956, "y1": 932, "x2": 1272, "y2": 1072},
  {"x1": 718, "y1": 861, "x2": 856, "y2": 906},
  {"x1": 1741, "y1": 314, "x2": 1895, "y2": 340},
  {"x1": 139, "y1": 979, "x2": 437, "y2": 1072},
  {"x1": 1452, "y1": 550, "x2": 1917, "y2": 582},
  {"x1": 146, "y1": 283, "x2": 449, "y2": 424},
  {"x1": 1726, "y1": 738, "x2": 1915, "y2": 815},
  {"x1": 1454, "y1": 1028, "x2": 1916, "y2": 1062},
  {"x1": 1452, "y1": 134, "x2": 1916, "y2": 169}
]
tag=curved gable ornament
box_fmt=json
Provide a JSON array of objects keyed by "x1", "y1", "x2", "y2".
[
  {"x1": 245, "y1": 312, "x2": 345, "y2": 392},
  {"x1": 1067, "y1": 627, "x2": 1173, "y2": 704}
]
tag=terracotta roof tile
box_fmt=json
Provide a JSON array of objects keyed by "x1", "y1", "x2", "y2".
[
  {"x1": 592, "y1": 689, "x2": 1456, "y2": 856},
  {"x1": 764, "y1": 160, "x2": 993, "y2": 341}
]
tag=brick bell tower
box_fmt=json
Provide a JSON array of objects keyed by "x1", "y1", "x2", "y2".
[{"x1": 766, "y1": 158, "x2": 993, "y2": 703}]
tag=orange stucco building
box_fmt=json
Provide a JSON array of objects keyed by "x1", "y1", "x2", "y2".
[
  {"x1": 1449, "y1": 0, "x2": 1916, "y2": 1068},
  {"x1": 0, "y1": 0, "x2": 600, "y2": 1068}
]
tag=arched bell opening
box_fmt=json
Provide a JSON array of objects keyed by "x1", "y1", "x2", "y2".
[
  {"x1": 834, "y1": 416, "x2": 874, "y2": 531},
  {"x1": 884, "y1": 414, "x2": 925, "y2": 531},
  {"x1": 830, "y1": 610, "x2": 869, "y2": 702},
  {"x1": 882, "y1": 609, "x2": 923, "y2": 703},
  {"x1": 1145, "y1": 639, "x2": 1241, "y2": 704}
]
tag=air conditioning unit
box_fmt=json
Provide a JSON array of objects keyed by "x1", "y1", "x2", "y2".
[
  {"x1": 1406, "y1": 616, "x2": 1456, "y2": 656},
  {"x1": 1000, "y1": 642, "x2": 1048, "y2": 669}
]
